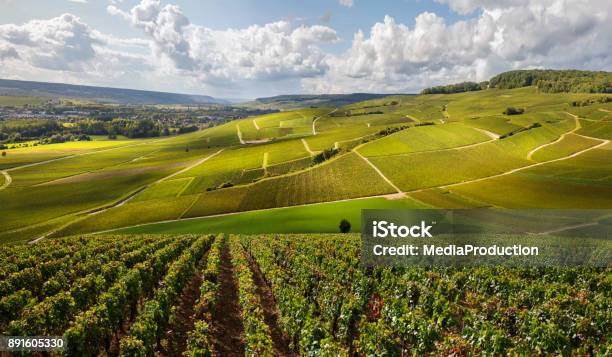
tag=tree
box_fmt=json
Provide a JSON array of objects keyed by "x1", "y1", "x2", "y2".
[
  {"x1": 503, "y1": 107, "x2": 524, "y2": 115},
  {"x1": 339, "y1": 219, "x2": 351, "y2": 233},
  {"x1": 1, "y1": 151, "x2": 6, "y2": 157},
  {"x1": 421, "y1": 81, "x2": 486, "y2": 95}
]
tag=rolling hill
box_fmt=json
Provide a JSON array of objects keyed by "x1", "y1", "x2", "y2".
[
  {"x1": 0, "y1": 79, "x2": 228, "y2": 105},
  {"x1": 239, "y1": 93, "x2": 399, "y2": 110},
  {"x1": 1, "y1": 70, "x2": 610, "y2": 356},
  {"x1": 0, "y1": 77, "x2": 610, "y2": 243}
]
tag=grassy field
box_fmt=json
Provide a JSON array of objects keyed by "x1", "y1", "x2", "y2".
[
  {"x1": 2, "y1": 86, "x2": 611, "y2": 243},
  {"x1": 357, "y1": 122, "x2": 490, "y2": 156},
  {"x1": 114, "y1": 196, "x2": 426, "y2": 235},
  {"x1": 531, "y1": 133, "x2": 601, "y2": 162},
  {"x1": 0, "y1": 95, "x2": 46, "y2": 106},
  {"x1": 183, "y1": 152, "x2": 397, "y2": 217}
]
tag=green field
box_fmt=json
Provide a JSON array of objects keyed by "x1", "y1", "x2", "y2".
[
  {"x1": 0, "y1": 95, "x2": 47, "y2": 106},
  {"x1": 115, "y1": 196, "x2": 425, "y2": 235},
  {"x1": 1, "y1": 85, "x2": 611, "y2": 243}
]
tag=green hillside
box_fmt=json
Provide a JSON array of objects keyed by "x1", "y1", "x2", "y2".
[
  {"x1": 239, "y1": 93, "x2": 395, "y2": 110},
  {"x1": 0, "y1": 83, "x2": 611, "y2": 243},
  {"x1": 421, "y1": 69, "x2": 612, "y2": 95}
]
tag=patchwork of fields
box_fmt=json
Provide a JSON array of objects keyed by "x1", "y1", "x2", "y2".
[{"x1": 1, "y1": 87, "x2": 611, "y2": 242}]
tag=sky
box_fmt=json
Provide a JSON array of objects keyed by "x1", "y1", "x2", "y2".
[{"x1": 0, "y1": 0, "x2": 610, "y2": 99}]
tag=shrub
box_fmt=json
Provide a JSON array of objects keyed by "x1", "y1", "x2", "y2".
[
  {"x1": 312, "y1": 148, "x2": 339, "y2": 165},
  {"x1": 339, "y1": 219, "x2": 351, "y2": 233},
  {"x1": 503, "y1": 107, "x2": 525, "y2": 115}
]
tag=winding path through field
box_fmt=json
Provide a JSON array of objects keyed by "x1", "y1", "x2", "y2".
[
  {"x1": 472, "y1": 127, "x2": 501, "y2": 139},
  {"x1": 253, "y1": 119, "x2": 260, "y2": 130},
  {"x1": 312, "y1": 108, "x2": 338, "y2": 135},
  {"x1": 26, "y1": 149, "x2": 224, "y2": 243},
  {"x1": 236, "y1": 124, "x2": 246, "y2": 144},
  {"x1": 155, "y1": 149, "x2": 224, "y2": 185},
  {"x1": 89, "y1": 149, "x2": 225, "y2": 215},
  {"x1": 0, "y1": 170, "x2": 11, "y2": 191},
  {"x1": 405, "y1": 114, "x2": 421, "y2": 123},
  {"x1": 301, "y1": 138, "x2": 316, "y2": 155},
  {"x1": 0, "y1": 136, "x2": 176, "y2": 191},
  {"x1": 79, "y1": 131, "x2": 611, "y2": 237},
  {"x1": 236, "y1": 123, "x2": 271, "y2": 145},
  {"x1": 354, "y1": 150, "x2": 403, "y2": 195},
  {"x1": 526, "y1": 112, "x2": 581, "y2": 160},
  {"x1": 442, "y1": 137, "x2": 609, "y2": 190}
]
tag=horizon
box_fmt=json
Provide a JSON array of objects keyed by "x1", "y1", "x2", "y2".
[
  {"x1": 0, "y1": 0, "x2": 611, "y2": 98},
  {"x1": 0, "y1": 77, "x2": 418, "y2": 101}
]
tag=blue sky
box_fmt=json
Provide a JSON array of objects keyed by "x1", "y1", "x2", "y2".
[
  {"x1": 0, "y1": 0, "x2": 610, "y2": 99},
  {"x1": 0, "y1": 0, "x2": 467, "y2": 56}
]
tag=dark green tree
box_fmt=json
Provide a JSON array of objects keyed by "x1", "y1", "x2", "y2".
[{"x1": 339, "y1": 219, "x2": 351, "y2": 233}]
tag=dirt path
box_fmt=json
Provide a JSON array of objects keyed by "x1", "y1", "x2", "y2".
[
  {"x1": 236, "y1": 124, "x2": 246, "y2": 145},
  {"x1": 369, "y1": 138, "x2": 496, "y2": 158},
  {"x1": 599, "y1": 108, "x2": 611, "y2": 113},
  {"x1": 253, "y1": 119, "x2": 260, "y2": 130},
  {"x1": 443, "y1": 137, "x2": 610, "y2": 189},
  {"x1": 210, "y1": 243, "x2": 245, "y2": 357},
  {"x1": 88, "y1": 149, "x2": 223, "y2": 215},
  {"x1": 301, "y1": 138, "x2": 316, "y2": 156},
  {"x1": 4, "y1": 136, "x2": 175, "y2": 174},
  {"x1": 354, "y1": 150, "x2": 404, "y2": 195},
  {"x1": 237, "y1": 124, "x2": 271, "y2": 145},
  {"x1": 28, "y1": 150, "x2": 223, "y2": 243},
  {"x1": 159, "y1": 258, "x2": 207, "y2": 357},
  {"x1": 527, "y1": 112, "x2": 582, "y2": 160},
  {"x1": 472, "y1": 127, "x2": 501, "y2": 139},
  {"x1": 527, "y1": 134, "x2": 568, "y2": 160},
  {"x1": 405, "y1": 114, "x2": 421, "y2": 123},
  {"x1": 0, "y1": 170, "x2": 11, "y2": 191},
  {"x1": 246, "y1": 250, "x2": 297, "y2": 357},
  {"x1": 86, "y1": 134, "x2": 609, "y2": 236},
  {"x1": 312, "y1": 108, "x2": 338, "y2": 135},
  {"x1": 0, "y1": 137, "x2": 176, "y2": 191},
  {"x1": 154, "y1": 149, "x2": 224, "y2": 184}
]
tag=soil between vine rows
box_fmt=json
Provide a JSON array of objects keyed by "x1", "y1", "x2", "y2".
[
  {"x1": 210, "y1": 243, "x2": 245, "y2": 356},
  {"x1": 158, "y1": 256, "x2": 208, "y2": 356},
  {"x1": 245, "y1": 249, "x2": 297, "y2": 357}
]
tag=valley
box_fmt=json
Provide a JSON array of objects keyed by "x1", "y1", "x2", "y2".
[{"x1": 0, "y1": 86, "x2": 610, "y2": 243}]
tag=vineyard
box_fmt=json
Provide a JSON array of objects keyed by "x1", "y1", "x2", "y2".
[
  {"x1": 0, "y1": 234, "x2": 609, "y2": 356},
  {"x1": 1, "y1": 83, "x2": 611, "y2": 242}
]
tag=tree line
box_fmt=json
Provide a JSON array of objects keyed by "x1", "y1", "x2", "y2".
[
  {"x1": 489, "y1": 69, "x2": 611, "y2": 93},
  {"x1": 421, "y1": 69, "x2": 611, "y2": 94},
  {"x1": 0, "y1": 118, "x2": 199, "y2": 146},
  {"x1": 421, "y1": 81, "x2": 489, "y2": 95}
]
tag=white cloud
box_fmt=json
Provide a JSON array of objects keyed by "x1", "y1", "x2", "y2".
[
  {"x1": 107, "y1": 0, "x2": 339, "y2": 82},
  {"x1": 339, "y1": 0, "x2": 354, "y2": 7},
  {"x1": 0, "y1": 14, "x2": 102, "y2": 71},
  {"x1": 0, "y1": 12, "x2": 151, "y2": 86},
  {"x1": 68, "y1": 0, "x2": 88, "y2": 4},
  {"x1": 303, "y1": 0, "x2": 612, "y2": 93},
  {"x1": 1, "y1": 0, "x2": 611, "y2": 97}
]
